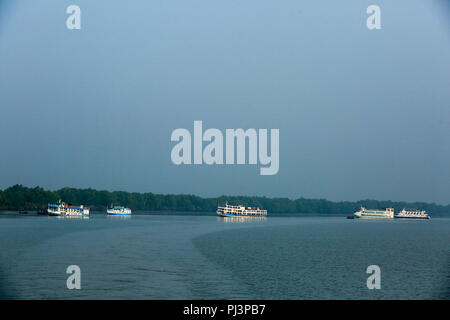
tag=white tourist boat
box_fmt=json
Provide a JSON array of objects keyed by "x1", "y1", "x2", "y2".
[
  {"x1": 395, "y1": 208, "x2": 430, "y2": 220},
  {"x1": 353, "y1": 207, "x2": 394, "y2": 219},
  {"x1": 47, "y1": 200, "x2": 89, "y2": 216},
  {"x1": 106, "y1": 206, "x2": 132, "y2": 215},
  {"x1": 217, "y1": 202, "x2": 267, "y2": 217}
]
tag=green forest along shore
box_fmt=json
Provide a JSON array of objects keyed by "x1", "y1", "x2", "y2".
[{"x1": 0, "y1": 185, "x2": 449, "y2": 216}]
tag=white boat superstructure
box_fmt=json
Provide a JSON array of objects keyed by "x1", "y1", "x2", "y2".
[
  {"x1": 217, "y1": 202, "x2": 268, "y2": 217},
  {"x1": 395, "y1": 208, "x2": 430, "y2": 220},
  {"x1": 107, "y1": 206, "x2": 132, "y2": 215},
  {"x1": 354, "y1": 207, "x2": 394, "y2": 219},
  {"x1": 47, "y1": 200, "x2": 89, "y2": 216}
]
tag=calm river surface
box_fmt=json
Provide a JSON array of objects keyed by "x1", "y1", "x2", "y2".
[{"x1": 0, "y1": 213, "x2": 448, "y2": 299}]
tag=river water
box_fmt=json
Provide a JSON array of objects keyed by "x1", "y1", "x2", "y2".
[{"x1": 0, "y1": 213, "x2": 448, "y2": 299}]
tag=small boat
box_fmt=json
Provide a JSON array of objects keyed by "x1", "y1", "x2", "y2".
[
  {"x1": 106, "y1": 205, "x2": 132, "y2": 215},
  {"x1": 346, "y1": 215, "x2": 355, "y2": 219},
  {"x1": 18, "y1": 210, "x2": 28, "y2": 215},
  {"x1": 37, "y1": 209, "x2": 48, "y2": 216}
]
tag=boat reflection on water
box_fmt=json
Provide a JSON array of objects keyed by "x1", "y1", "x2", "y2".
[
  {"x1": 106, "y1": 214, "x2": 131, "y2": 220},
  {"x1": 218, "y1": 216, "x2": 267, "y2": 223},
  {"x1": 55, "y1": 215, "x2": 90, "y2": 220}
]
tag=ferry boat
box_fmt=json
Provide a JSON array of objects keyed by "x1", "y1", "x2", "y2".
[
  {"x1": 353, "y1": 207, "x2": 394, "y2": 219},
  {"x1": 106, "y1": 206, "x2": 132, "y2": 215},
  {"x1": 217, "y1": 202, "x2": 268, "y2": 217},
  {"x1": 395, "y1": 208, "x2": 430, "y2": 220},
  {"x1": 47, "y1": 200, "x2": 90, "y2": 216}
]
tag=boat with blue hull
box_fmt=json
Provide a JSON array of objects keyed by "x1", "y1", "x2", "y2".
[{"x1": 107, "y1": 206, "x2": 132, "y2": 215}]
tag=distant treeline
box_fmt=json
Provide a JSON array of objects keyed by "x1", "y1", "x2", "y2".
[{"x1": 0, "y1": 184, "x2": 449, "y2": 216}]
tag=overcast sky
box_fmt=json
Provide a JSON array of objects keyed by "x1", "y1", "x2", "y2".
[{"x1": 0, "y1": 0, "x2": 449, "y2": 204}]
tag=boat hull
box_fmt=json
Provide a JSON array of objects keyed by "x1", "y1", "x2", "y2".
[
  {"x1": 47, "y1": 209, "x2": 89, "y2": 216},
  {"x1": 107, "y1": 212, "x2": 132, "y2": 215},
  {"x1": 395, "y1": 216, "x2": 430, "y2": 220},
  {"x1": 354, "y1": 214, "x2": 393, "y2": 219}
]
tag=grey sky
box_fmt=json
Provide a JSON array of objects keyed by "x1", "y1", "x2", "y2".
[{"x1": 0, "y1": 0, "x2": 449, "y2": 204}]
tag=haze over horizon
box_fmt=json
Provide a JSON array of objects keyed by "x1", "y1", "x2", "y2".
[{"x1": 1, "y1": 1, "x2": 449, "y2": 205}]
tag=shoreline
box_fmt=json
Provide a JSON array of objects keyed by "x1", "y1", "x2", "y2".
[
  {"x1": 0, "y1": 210, "x2": 350, "y2": 217},
  {"x1": 1, "y1": 185, "x2": 449, "y2": 216}
]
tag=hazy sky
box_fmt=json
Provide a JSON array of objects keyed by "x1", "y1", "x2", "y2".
[{"x1": 0, "y1": 0, "x2": 449, "y2": 204}]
